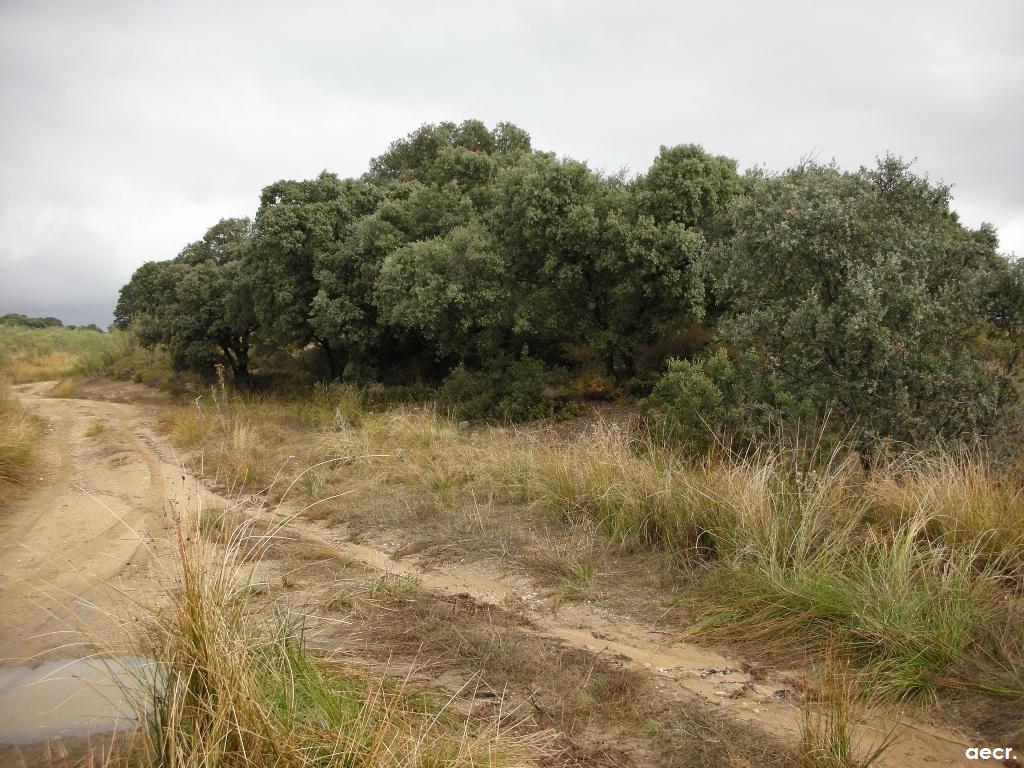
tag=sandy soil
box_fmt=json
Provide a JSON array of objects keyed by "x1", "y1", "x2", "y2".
[
  {"x1": 0, "y1": 382, "x2": 1007, "y2": 767},
  {"x1": 0, "y1": 382, "x2": 180, "y2": 664}
]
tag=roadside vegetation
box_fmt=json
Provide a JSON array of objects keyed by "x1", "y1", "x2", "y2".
[
  {"x1": 0, "y1": 322, "x2": 181, "y2": 388},
  {"x1": 0, "y1": 380, "x2": 39, "y2": 503},
  {"x1": 121, "y1": 518, "x2": 549, "y2": 768},
  {"x1": 0, "y1": 323, "x2": 115, "y2": 382},
  {"x1": 160, "y1": 387, "x2": 1024, "y2": 711}
]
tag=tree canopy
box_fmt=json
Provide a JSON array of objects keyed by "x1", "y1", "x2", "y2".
[{"x1": 115, "y1": 120, "x2": 1021, "y2": 449}]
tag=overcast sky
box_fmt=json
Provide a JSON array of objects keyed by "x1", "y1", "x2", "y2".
[{"x1": 1, "y1": 1, "x2": 1022, "y2": 327}]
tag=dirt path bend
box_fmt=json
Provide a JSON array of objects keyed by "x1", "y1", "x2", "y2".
[{"x1": 0, "y1": 382, "x2": 197, "y2": 664}]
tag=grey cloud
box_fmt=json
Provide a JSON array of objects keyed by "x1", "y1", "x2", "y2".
[{"x1": 1, "y1": 0, "x2": 1022, "y2": 327}]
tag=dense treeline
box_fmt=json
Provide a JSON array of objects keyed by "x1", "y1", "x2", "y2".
[
  {"x1": 0, "y1": 313, "x2": 103, "y2": 332},
  {"x1": 115, "y1": 120, "x2": 1024, "y2": 448}
]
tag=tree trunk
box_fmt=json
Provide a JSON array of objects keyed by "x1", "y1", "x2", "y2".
[
  {"x1": 221, "y1": 335, "x2": 252, "y2": 389},
  {"x1": 312, "y1": 335, "x2": 338, "y2": 380},
  {"x1": 233, "y1": 340, "x2": 252, "y2": 389}
]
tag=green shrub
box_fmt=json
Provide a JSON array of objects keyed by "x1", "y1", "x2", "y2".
[
  {"x1": 439, "y1": 357, "x2": 566, "y2": 422},
  {"x1": 645, "y1": 349, "x2": 806, "y2": 450},
  {"x1": 714, "y1": 159, "x2": 1010, "y2": 448}
]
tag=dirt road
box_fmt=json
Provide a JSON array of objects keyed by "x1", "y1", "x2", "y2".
[
  {"x1": 0, "y1": 382, "x2": 1002, "y2": 766},
  {"x1": 0, "y1": 382, "x2": 187, "y2": 665}
]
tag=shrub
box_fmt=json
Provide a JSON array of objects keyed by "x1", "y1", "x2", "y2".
[
  {"x1": 439, "y1": 357, "x2": 566, "y2": 422},
  {"x1": 713, "y1": 159, "x2": 1010, "y2": 448},
  {"x1": 644, "y1": 349, "x2": 809, "y2": 451}
]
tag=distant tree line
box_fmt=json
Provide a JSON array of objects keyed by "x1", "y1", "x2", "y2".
[
  {"x1": 115, "y1": 120, "x2": 1024, "y2": 448},
  {"x1": 1, "y1": 313, "x2": 103, "y2": 332}
]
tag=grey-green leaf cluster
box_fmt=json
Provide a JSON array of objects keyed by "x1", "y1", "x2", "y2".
[{"x1": 115, "y1": 121, "x2": 1021, "y2": 448}]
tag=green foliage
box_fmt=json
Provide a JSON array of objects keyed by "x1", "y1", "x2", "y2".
[
  {"x1": 439, "y1": 358, "x2": 565, "y2": 422},
  {"x1": 367, "y1": 119, "x2": 531, "y2": 204},
  {"x1": 116, "y1": 218, "x2": 257, "y2": 385},
  {"x1": 375, "y1": 222, "x2": 508, "y2": 364},
  {"x1": 249, "y1": 174, "x2": 381, "y2": 375},
  {"x1": 634, "y1": 144, "x2": 740, "y2": 238},
  {"x1": 109, "y1": 121, "x2": 1024, "y2": 445},
  {"x1": 644, "y1": 350, "x2": 820, "y2": 451},
  {"x1": 711, "y1": 157, "x2": 1009, "y2": 447},
  {"x1": 0, "y1": 313, "x2": 65, "y2": 328},
  {"x1": 310, "y1": 181, "x2": 474, "y2": 378},
  {"x1": 79, "y1": 330, "x2": 181, "y2": 389}
]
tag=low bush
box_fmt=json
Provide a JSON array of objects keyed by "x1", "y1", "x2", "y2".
[
  {"x1": 439, "y1": 357, "x2": 568, "y2": 422},
  {"x1": 643, "y1": 349, "x2": 817, "y2": 452}
]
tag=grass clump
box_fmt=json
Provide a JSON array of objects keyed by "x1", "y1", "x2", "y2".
[
  {"x1": 0, "y1": 380, "x2": 39, "y2": 502},
  {"x1": 165, "y1": 388, "x2": 285, "y2": 494},
  {"x1": 796, "y1": 656, "x2": 895, "y2": 768},
  {"x1": 133, "y1": 514, "x2": 547, "y2": 767},
  {"x1": 480, "y1": 428, "x2": 1024, "y2": 701},
  {"x1": 521, "y1": 532, "x2": 597, "y2": 601}
]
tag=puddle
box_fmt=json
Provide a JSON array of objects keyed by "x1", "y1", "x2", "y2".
[{"x1": 0, "y1": 657, "x2": 150, "y2": 745}]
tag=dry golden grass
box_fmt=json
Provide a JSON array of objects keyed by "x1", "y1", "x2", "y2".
[
  {"x1": 866, "y1": 450, "x2": 1024, "y2": 580},
  {"x1": 0, "y1": 380, "x2": 40, "y2": 503},
  {"x1": 0, "y1": 325, "x2": 122, "y2": 382},
  {"x1": 164, "y1": 395, "x2": 288, "y2": 494},
  {"x1": 1, "y1": 351, "x2": 80, "y2": 382},
  {"x1": 164, "y1": 390, "x2": 1024, "y2": 704},
  {"x1": 796, "y1": 656, "x2": 895, "y2": 768},
  {"x1": 48, "y1": 378, "x2": 79, "y2": 398},
  {"x1": 120, "y1": 509, "x2": 551, "y2": 768},
  {"x1": 520, "y1": 530, "x2": 599, "y2": 602}
]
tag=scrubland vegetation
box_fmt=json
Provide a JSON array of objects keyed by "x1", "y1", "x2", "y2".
[
  {"x1": 124, "y1": 519, "x2": 548, "y2": 768},
  {"x1": 161, "y1": 386, "x2": 1024, "y2": 708},
  {"x1": 0, "y1": 321, "x2": 184, "y2": 388},
  {"x1": 5, "y1": 119, "x2": 1024, "y2": 764},
  {"x1": 105, "y1": 109, "x2": 1024, "y2": 759},
  {"x1": 114, "y1": 120, "x2": 1024, "y2": 453},
  {"x1": 0, "y1": 323, "x2": 116, "y2": 382}
]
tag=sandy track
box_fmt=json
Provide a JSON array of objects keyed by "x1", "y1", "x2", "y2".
[{"x1": 0, "y1": 382, "x2": 188, "y2": 664}]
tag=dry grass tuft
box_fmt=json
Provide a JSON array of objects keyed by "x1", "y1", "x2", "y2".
[
  {"x1": 49, "y1": 378, "x2": 79, "y2": 398},
  {"x1": 165, "y1": 390, "x2": 288, "y2": 493},
  {"x1": 867, "y1": 450, "x2": 1024, "y2": 581},
  {"x1": 0, "y1": 380, "x2": 40, "y2": 503},
  {"x1": 124, "y1": 506, "x2": 550, "y2": 767},
  {"x1": 796, "y1": 656, "x2": 895, "y2": 768},
  {"x1": 521, "y1": 530, "x2": 599, "y2": 601}
]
